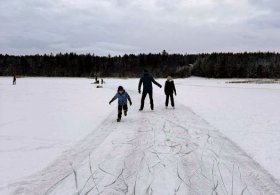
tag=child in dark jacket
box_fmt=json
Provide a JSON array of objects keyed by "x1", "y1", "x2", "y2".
[
  {"x1": 109, "y1": 86, "x2": 132, "y2": 122},
  {"x1": 164, "y1": 76, "x2": 177, "y2": 108}
]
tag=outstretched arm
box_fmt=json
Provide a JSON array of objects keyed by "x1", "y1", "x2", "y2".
[
  {"x1": 109, "y1": 94, "x2": 118, "y2": 104},
  {"x1": 173, "y1": 82, "x2": 177, "y2": 95},
  {"x1": 152, "y1": 77, "x2": 162, "y2": 88},
  {"x1": 127, "y1": 93, "x2": 132, "y2": 105}
]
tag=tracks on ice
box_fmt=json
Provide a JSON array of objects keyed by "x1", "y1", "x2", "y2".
[{"x1": 8, "y1": 100, "x2": 280, "y2": 195}]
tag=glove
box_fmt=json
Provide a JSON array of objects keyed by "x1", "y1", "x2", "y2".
[
  {"x1": 159, "y1": 85, "x2": 162, "y2": 88},
  {"x1": 138, "y1": 90, "x2": 141, "y2": 94},
  {"x1": 130, "y1": 102, "x2": 132, "y2": 106},
  {"x1": 109, "y1": 101, "x2": 111, "y2": 105},
  {"x1": 175, "y1": 93, "x2": 177, "y2": 96}
]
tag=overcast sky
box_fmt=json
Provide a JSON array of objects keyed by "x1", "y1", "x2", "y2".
[{"x1": 0, "y1": 0, "x2": 279, "y2": 56}]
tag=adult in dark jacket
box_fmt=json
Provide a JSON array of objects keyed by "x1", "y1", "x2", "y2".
[
  {"x1": 138, "y1": 70, "x2": 162, "y2": 110},
  {"x1": 164, "y1": 76, "x2": 176, "y2": 108}
]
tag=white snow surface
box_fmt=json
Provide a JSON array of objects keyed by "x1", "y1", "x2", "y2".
[{"x1": 0, "y1": 77, "x2": 280, "y2": 195}]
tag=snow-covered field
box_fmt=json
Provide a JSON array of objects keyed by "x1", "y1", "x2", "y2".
[{"x1": 0, "y1": 77, "x2": 280, "y2": 194}]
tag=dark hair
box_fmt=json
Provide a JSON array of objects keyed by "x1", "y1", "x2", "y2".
[
  {"x1": 144, "y1": 69, "x2": 148, "y2": 73},
  {"x1": 118, "y1": 86, "x2": 124, "y2": 91}
]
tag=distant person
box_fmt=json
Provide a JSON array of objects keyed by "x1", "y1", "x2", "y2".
[
  {"x1": 13, "y1": 75, "x2": 16, "y2": 85},
  {"x1": 109, "y1": 86, "x2": 132, "y2": 122},
  {"x1": 94, "y1": 80, "x2": 100, "y2": 84},
  {"x1": 101, "y1": 79, "x2": 105, "y2": 84},
  {"x1": 94, "y1": 76, "x2": 100, "y2": 84},
  {"x1": 164, "y1": 76, "x2": 177, "y2": 108},
  {"x1": 138, "y1": 70, "x2": 162, "y2": 111}
]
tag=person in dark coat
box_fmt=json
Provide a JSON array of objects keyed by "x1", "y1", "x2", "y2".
[
  {"x1": 164, "y1": 76, "x2": 176, "y2": 108},
  {"x1": 109, "y1": 86, "x2": 132, "y2": 122},
  {"x1": 138, "y1": 70, "x2": 162, "y2": 111},
  {"x1": 13, "y1": 75, "x2": 16, "y2": 85}
]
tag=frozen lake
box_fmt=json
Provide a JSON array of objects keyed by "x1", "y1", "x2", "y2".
[{"x1": 1, "y1": 77, "x2": 280, "y2": 194}]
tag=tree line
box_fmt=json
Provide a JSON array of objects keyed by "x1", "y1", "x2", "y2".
[{"x1": 0, "y1": 51, "x2": 279, "y2": 78}]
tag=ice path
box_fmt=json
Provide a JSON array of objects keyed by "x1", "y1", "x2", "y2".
[{"x1": 9, "y1": 92, "x2": 280, "y2": 195}]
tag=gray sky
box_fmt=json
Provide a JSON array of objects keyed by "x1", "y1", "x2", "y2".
[{"x1": 0, "y1": 0, "x2": 279, "y2": 55}]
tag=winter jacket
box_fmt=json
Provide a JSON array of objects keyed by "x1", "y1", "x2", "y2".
[
  {"x1": 110, "y1": 91, "x2": 132, "y2": 106},
  {"x1": 138, "y1": 73, "x2": 162, "y2": 91},
  {"x1": 164, "y1": 80, "x2": 176, "y2": 95}
]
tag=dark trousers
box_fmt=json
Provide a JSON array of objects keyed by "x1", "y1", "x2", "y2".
[
  {"x1": 165, "y1": 93, "x2": 174, "y2": 107},
  {"x1": 140, "y1": 90, "x2": 153, "y2": 110},
  {"x1": 118, "y1": 104, "x2": 128, "y2": 119}
]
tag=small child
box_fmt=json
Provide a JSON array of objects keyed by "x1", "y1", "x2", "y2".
[
  {"x1": 109, "y1": 86, "x2": 132, "y2": 122},
  {"x1": 164, "y1": 76, "x2": 176, "y2": 108}
]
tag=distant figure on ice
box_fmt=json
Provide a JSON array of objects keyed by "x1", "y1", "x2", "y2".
[
  {"x1": 13, "y1": 74, "x2": 16, "y2": 85},
  {"x1": 138, "y1": 70, "x2": 162, "y2": 111},
  {"x1": 101, "y1": 79, "x2": 105, "y2": 84},
  {"x1": 164, "y1": 76, "x2": 177, "y2": 108},
  {"x1": 109, "y1": 86, "x2": 132, "y2": 122},
  {"x1": 94, "y1": 76, "x2": 100, "y2": 84}
]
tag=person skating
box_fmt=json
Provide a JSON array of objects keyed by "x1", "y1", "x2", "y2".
[
  {"x1": 109, "y1": 86, "x2": 132, "y2": 122},
  {"x1": 164, "y1": 76, "x2": 177, "y2": 108},
  {"x1": 13, "y1": 74, "x2": 16, "y2": 85},
  {"x1": 138, "y1": 70, "x2": 162, "y2": 111}
]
